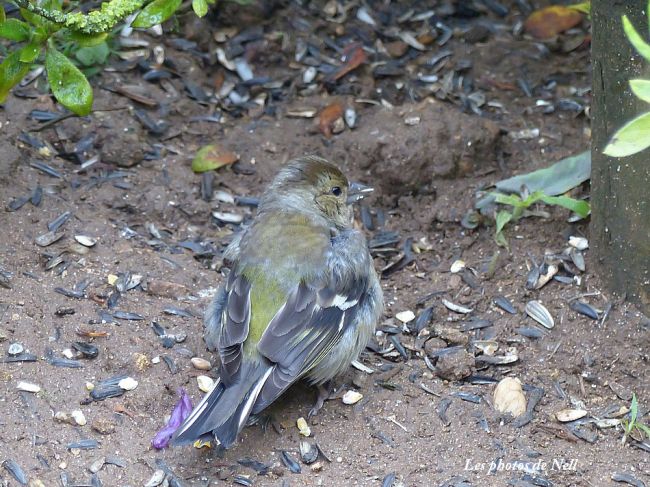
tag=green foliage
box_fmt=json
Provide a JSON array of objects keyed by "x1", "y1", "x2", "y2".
[
  {"x1": 604, "y1": 1, "x2": 650, "y2": 157},
  {"x1": 621, "y1": 394, "x2": 650, "y2": 444},
  {"x1": 0, "y1": 0, "x2": 218, "y2": 112},
  {"x1": 132, "y1": 0, "x2": 183, "y2": 28},
  {"x1": 45, "y1": 45, "x2": 93, "y2": 115},
  {"x1": 491, "y1": 190, "x2": 590, "y2": 248}
]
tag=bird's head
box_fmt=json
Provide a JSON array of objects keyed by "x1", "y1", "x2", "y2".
[{"x1": 261, "y1": 156, "x2": 370, "y2": 228}]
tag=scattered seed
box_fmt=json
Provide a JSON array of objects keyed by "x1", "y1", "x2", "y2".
[
  {"x1": 17, "y1": 381, "x2": 41, "y2": 393},
  {"x1": 118, "y1": 377, "x2": 138, "y2": 391},
  {"x1": 281, "y1": 451, "x2": 301, "y2": 474},
  {"x1": 3, "y1": 459, "x2": 27, "y2": 485},
  {"x1": 74, "y1": 235, "x2": 97, "y2": 247},
  {"x1": 8, "y1": 343, "x2": 24, "y2": 356},
  {"x1": 568, "y1": 236, "x2": 588, "y2": 250},
  {"x1": 197, "y1": 375, "x2": 214, "y2": 392},
  {"x1": 299, "y1": 440, "x2": 319, "y2": 464},
  {"x1": 555, "y1": 409, "x2": 588, "y2": 422},
  {"x1": 525, "y1": 300, "x2": 554, "y2": 329},
  {"x1": 450, "y1": 259, "x2": 466, "y2": 273},
  {"x1": 442, "y1": 299, "x2": 473, "y2": 314},
  {"x1": 342, "y1": 390, "x2": 363, "y2": 405},
  {"x1": 395, "y1": 310, "x2": 415, "y2": 323},
  {"x1": 297, "y1": 416, "x2": 311, "y2": 437},
  {"x1": 144, "y1": 469, "x2": 166, "y2": 487},
  {"x1": 570, "y1": 301, "x2": 599, "y2": 320}
]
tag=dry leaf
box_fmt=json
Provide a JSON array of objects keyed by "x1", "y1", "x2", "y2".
[
  {"x1": 191, "y1": 144, "x2": 239, "y2": 173},
  {"x1": 319, "y1": 102, "x2": 344, "y2": 138},
  {"x1": 524, "y1": 6, "x2": 583, "y2": 40},
  {"x1": 326, "y1": 43, "x2": 367, "y2": 82}
]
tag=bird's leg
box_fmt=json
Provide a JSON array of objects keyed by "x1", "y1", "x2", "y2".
[{"x1": 308, "y1": 381, "x2": 333, "y2": 419}]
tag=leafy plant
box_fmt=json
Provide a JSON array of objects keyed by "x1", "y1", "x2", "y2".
[
  {"x1": 491, "y1": 190, "x2": 590, "y2": 248},
  {"x1": 621, "y1": 394, "x2": 650, "y2": 445},
  {"x1": 0, "y1": 0, "x2": 214, "y2": 115},
  {"x1": 603, "y1": 0, "x2": 650, "y2": 157}
]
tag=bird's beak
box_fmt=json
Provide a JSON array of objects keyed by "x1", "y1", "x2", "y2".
[{"x1": 347, "y1": 182, "x2": 374, "y2": 204}]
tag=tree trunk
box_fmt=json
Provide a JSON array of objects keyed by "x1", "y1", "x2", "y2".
[{"x1": 591, "y1": 0, "x2": 650, "y2": 312}]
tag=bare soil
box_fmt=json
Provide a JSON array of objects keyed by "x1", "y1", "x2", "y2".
[{"x1": 0, "y1": 1, "x2": 649, "y2": 486}]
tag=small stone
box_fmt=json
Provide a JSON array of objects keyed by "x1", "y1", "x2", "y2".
[
  {"x1": 62, "y1": 348, "x2": 76, "y2": 359},
  {"x1": 17, "y1": 381, "x2": 41, "y2": 393},
  {"x1": 144, "y1": 469, "x2": 166, "y2": 487},
  {"x1": 395, "y1": 310, "x2": 415, "y2": 324},
  {"x1": 493, "y1": 377, "x2": 527, "y2": 417},
  {"x1": 191, "y1": 357, "x2": 212, "y2": 370},
  {"x1": 296, "y1": 417, "x2": 311, "y2": 437},
  {"x1": 435, "y1": 350, "x2": 474, "y2": 381},
  {"x1": 197, "y1": 375, "x2": 214, "y2": 393},
  {"x1": 91, "y1": 416, "x2": 116, "y2": 435},
  {"x1": 86, "y1": 382, "x2": 95, "y2": 391},
  {"x1": 342, "y1": 390, "x2": 363, "y2": 405},
  {"x1": 433, "y1": 324, "x2": 469, "y2": 346},
  {"x1": 555, "y1": 408, "x2": 588, "y2": 422},
  {"x1": 118, "y1": 377, "x2": 138, "y2": 391},
  {"x1": 71, "y1": 410, "x2": 87, "y2": 426},
  {"x1": 331, "y1": 117, "x2": 345, "y2": 134},
  {"x1": 146, "y1": 280, "x2": 189, "y2": 299},
  {"x1": 107, "y1": 274, "x2": 118, "y2": 286},
  {"x1": 8, "y1": 343, "x2": 24, "y2": 356},
  {"x1": 134, "y1": 353, "x2": 150, "y2": 371},
  {"x1": 450, "y1": 260, "x2": 466, "y2": 273},
  {"x1": 54, "y1": 411, "x2": 73, "y2": 424},
  {"x1": 89, "y1": 457, "x2": 106, "y2": 474},
  {"x1": 151, "y1": 356, "x2": 161, "y2": 364},
  {"x1": 29, "y1": 479, "x2": 46, "y2": 487},
  {"x1": 310, "y1": 461, "x2": 324, "y2": 472}
]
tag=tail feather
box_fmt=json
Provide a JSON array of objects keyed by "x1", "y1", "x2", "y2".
[{"x1": 172, "y1": 364, "x2": 273, "y2": 449}]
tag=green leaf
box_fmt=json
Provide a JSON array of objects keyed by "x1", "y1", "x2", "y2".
[
  {"x1": 477, "y1": 151, "x2": 591, "y2": 211},
  {"x1": 567, "y1": 2, "x2": 590, "y2": 15},
  {"x1": 19, "y1": 42, "x2": 42, "y2": 63},
  {"x1": 0, "y1": 49, "x2": 30, "y2": 102},
  {"x1": 0, "y1": 18, "x2": 31, "y2": 41},
  {"x1": 630, "y1": 79, "x2": 650, "y2": 103},
  {"x1": 630, "y1": 394, "x2": 638, "y2": 424},
  {"x1": 192, "y1": 0, "x2": 209, "y2": 17},
  {"x1": 45, "y1": 46, "x2": 93, "y2": 115},
  {"x1": 74, "y1": 42, "x2": 110, "y2": 66},
  {"x1": 495, "y1": 210, "x2": 512, "y2": 234},
  {"x1": 623, "y1": 15, "x2": 650, "y2": 62},
  {"x1": 637, "y1": 423, "x2": 650, "y2": 438},
  {"x1": 0, "y1": 6, "x2": 6, "y2": 23},
  {"x1": 538, "y1": 194, "x2": 591, "y2": 218},
  {"x1": 603, "y1": 111, "x2": 650, "y2": 157},
  {"x1": 66, "y1": 31, "x2": 109, "y2": 47},
  {"x1": 493, "y1": 193, "x2": 525, "y2": 208},
  {"x1": 191, "y1": 144, "x2": 238, "y2": 173},
  {"x1": 132, "y1": 0, "x2": 182, "y2": 28}
]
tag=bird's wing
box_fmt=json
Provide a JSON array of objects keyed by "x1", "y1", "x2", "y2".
[
  {"x1": 216, "y1": 269, "x2": 252, "y2": 382},
  {"x1": 252, "y1": 271, "x2": 368, "y2": 412}
]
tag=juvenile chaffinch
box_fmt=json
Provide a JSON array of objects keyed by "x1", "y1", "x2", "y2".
[{"x1": 173, "y1": 156, "x2": 383, "y2": 449}]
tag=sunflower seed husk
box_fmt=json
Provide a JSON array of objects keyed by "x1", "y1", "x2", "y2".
[
  {"x1": 3, "y1": 459, "x2": 28, "y2": 485},
  {"x1": 570, "y1": 301, "x2": 599, "y2": 320},
  {"x1": 555, "y1": 408, "x2": 588, "y2": 422},
  {"x1": 74, "y1": 235, "x2": 97, "y2": 247},
  {"x1": 395, "y1": 310, "x2": 415, "y2": 323},
  {"x1": 450, "y1": 260, "x2": 466, "y2": 273},
  {"x1": 35, "y1": 231, "x2": 64, "y2": 247},
  {"x1": 442, "y1": 299, "x2": 473, "y2": 314},
  {"x1": 342, "y1": 390, "x2": 363, "y2": 405},
  {"x1": 568, "y1": 236, "x2": 588, "y2": 250},
  {"x1": 144, "y1": 469, "x2": 165, "y2": 487},
  {"x1": 281, "y1": 451, "x2": 301, "y2": 474},
  {"x1": 17, "y1": 381, "x2": 41, "y2": 393},
  {"x1": 493, "y1": 296, "x2": 516, "y2": 314},
  {"x1": 299, "y1": 440, "x2": 319, "y2": 464},
  {"x1": 525, "y1": 300, "x2": 554, "y2": 329}
]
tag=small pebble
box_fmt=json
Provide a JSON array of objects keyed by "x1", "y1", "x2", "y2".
[
  {"x1": 71, "y1": 410, "x2": 87, "y2": 426},
  {"x1": 8, "y1": 343, "x2": 24, "y2": 356},
  {"x1": 191, "y1": 357, "x2": 212, "y2": 370},
  {"x1": 342, "y1": 390, "x2": 363, "y2": 405},
  {"x1": 450, "y1": 260, "x2": 466, "y2": 273},
  {"x1": 197, "y1": 375, "x2": 214, "y2": 392},
  {"x1": 118, "y1": 377, "x2": 138, "y2": 391},
  {"x1": 395, "y1": 311, "x2": 415, "y2": 324},
  {"x1": 17, "y1": 381, "x2": 41, "y2": 393}
]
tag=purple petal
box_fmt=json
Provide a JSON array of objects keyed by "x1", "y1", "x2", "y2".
[{"x1": 152, "y1": 388, "x2": 194, "y2": 449}]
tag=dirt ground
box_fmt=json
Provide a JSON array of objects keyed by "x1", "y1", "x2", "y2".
[{"x1": 1, "y1": 1, "x2": 649, "y2": 486}]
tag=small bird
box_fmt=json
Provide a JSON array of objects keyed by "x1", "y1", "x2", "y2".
[{"x1": 173, "y1": 156, "x2": 383, "y2": 449}]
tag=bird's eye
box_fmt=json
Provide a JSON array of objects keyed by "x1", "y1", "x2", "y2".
[{"x1": 331, "y1": 186, "x2": 342, "y2": 196}]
